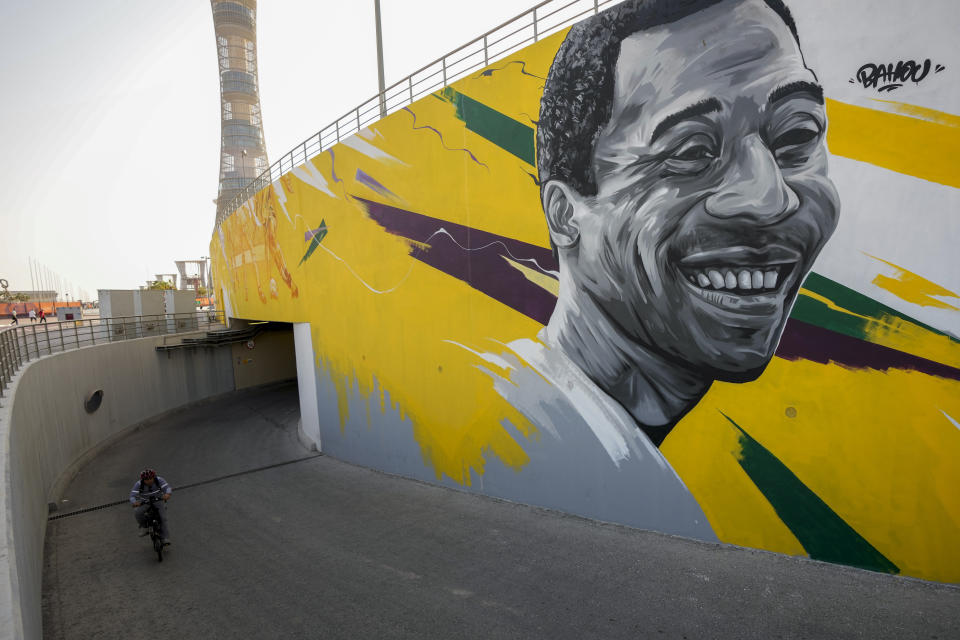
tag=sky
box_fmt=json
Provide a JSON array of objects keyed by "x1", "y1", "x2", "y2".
[{"x1": 0, "y1": 0, "x2": 527, "y2": 299}]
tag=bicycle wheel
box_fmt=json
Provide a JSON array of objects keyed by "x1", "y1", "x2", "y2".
[{"x1": 150, "y1": 518, "x2": 164, "y2": 562}]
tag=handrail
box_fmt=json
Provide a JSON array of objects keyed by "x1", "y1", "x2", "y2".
[
  {"x1": 0, "y1": 310, "x2": 227, "y2": 402},
  {"x1": 214, "y1": 0, "x2": 621, "y2": 227}
]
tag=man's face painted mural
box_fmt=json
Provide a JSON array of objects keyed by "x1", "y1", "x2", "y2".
[{"x1": 544, "y1": 0, "x2": 840, "y2": 380}]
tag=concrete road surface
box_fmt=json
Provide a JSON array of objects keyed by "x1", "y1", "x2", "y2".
[{"x1": 42, "y1": 382, "x2": 959, "y2": 639}]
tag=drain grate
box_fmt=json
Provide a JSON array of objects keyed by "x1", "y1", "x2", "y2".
[
  {"x1": 49, "y1": 500, "x2": 128, "y2": 520},
  {"x1": 48, "y1": 454, "x2": 323, "y2": 521}
]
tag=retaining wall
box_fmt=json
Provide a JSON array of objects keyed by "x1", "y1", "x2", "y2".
[{"x1": 0, "y1": 335, "x2": 236, "y2": 639}]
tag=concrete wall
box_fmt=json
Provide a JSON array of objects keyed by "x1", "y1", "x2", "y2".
[
  {"x1": 97, "y1": 290, "x2": 134, "y2": 319},
  {"x1": 163, "y1": 290, "x2": 197, "y2": 315},
  {"x1": 54, "y1": 306, "x2": 82, "y2": 322},
  {"x1": 210, "y1": 0, "x2": 960, "y2": 583},
  {"x1": 293, "y1": 323, "x2": 321, "y2": 451},
  {"x1": 133, "y1": 290, "x2": 165, "y2": 317},
  {"x1": 0, "y1": 334, "x2": 236, "y2": 639},
  {"x1": 231, "y1": 326, "x2": 297, "y2": 390}
]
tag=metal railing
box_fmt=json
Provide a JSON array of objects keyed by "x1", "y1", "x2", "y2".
[
  {"x1": 0, "y1": 311, "x2": 226, "y2": 400},
  {"x1": 215, "y1": 0, "x2": 622, "y2": 227}
]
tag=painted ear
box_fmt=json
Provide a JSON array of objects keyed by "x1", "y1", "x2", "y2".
[{"x1": 542, "y1": 180, "x2": 581, "y2": 250}]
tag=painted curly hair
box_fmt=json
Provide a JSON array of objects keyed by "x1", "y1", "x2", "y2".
[{"x1": 536, "y1": 0, "x2": 799, "y2": 198}]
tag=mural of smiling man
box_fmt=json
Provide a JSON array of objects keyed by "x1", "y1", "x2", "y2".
[
  {"x1": 480, "y1": 0, "x2": 839, "y2": 536},
  {"x1": 212, "y1": 0, "x2": 960, "y2": 578}
]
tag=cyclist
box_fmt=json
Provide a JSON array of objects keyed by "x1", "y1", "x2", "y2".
[{"x1": 130, "y1": 469, "x2": 172, "y2": 544}]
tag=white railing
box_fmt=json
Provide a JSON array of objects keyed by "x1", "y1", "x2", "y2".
[
  {"x1": 215, "y1": 0, "x2": 622, "y2": 226},
  {"x1": 0, "y1": 310, "x2": 226, "y2": 401}
]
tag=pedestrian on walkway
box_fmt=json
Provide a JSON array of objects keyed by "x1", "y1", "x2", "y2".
[
  {"x1": 9, "y1": 308, "x2": 17, "y2": 325},
  {"x1": 28, "y1": 308, "x2": 36, "y2": 323},
  {"x1": 38, "y1": 308, "x2": 47, "y2": 324}
]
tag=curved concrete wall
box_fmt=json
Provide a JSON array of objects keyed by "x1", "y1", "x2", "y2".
[{"x1": 0, "y1": 335, "x2": 235, "y2": 639}]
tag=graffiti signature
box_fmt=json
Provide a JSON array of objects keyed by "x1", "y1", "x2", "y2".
[{"x1": 850, "y1": 59, "x2": 945, "y2": 92}]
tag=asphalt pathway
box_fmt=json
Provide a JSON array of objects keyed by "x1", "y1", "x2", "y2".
[{"x1": 42, "y1": 383, "x2": 959, "y2": 639}]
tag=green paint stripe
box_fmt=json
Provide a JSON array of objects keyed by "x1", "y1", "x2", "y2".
[
  {"x1": 789, "y1": 294, "x2": 873, "y2": 343},
  {"x1": 299, "y1": 222, "x2": 328, "y2": 266},
  {"x1": 436, "y1": 88, "x2": 535, "y2": 165},
  {"x1": 798, "y1": 272, "x2": 956, "y2": 342},
  {"x1": 722, "y1": 412, "x2": 898, "y2": 574}
]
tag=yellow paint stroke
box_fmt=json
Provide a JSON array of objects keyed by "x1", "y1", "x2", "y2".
[
  {"x1": 870, "y1": 99, "x2": 960, "y2": 128},
  {"x1": 664, "y1": 357, "x2": 960, "y2": 583},
  {"x1": 866, "y1": 253, "x2": 960, "y2": 311},
  {"x1": 799, "y1": 288, "x2": 960, "y2": 368},
  {"x1": 503, "y1": 256, "x2": 560, "y2": 297},
  {"x1": 826, "y1": 98, "x2": 960, "y2": 189},
  {"x1": 800, "y1": 288, "x2": 870, "y2": 319}
]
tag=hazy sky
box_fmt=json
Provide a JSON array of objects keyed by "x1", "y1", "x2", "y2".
[{"x1": 0, "y1": 0, "x2": 527, "y2": 298}]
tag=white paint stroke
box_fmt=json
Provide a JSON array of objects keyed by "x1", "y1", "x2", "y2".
[
  {"x1": 341, "y1": 135, "x2": 407, "y2": 166},
  {"x1": 443, "y1": 339, "x2": 516, "y2": 372},
  {"x1": 942, "y1": 410, "x2": 960, "y2": 431},
  {"x1": 430, "y1": 227, "x2": 559, "y2": 279},
  {"x1": 292, "y1": 163, "x2": 335, "y2": 198},
  {"x1": 271, "y1": 179, "x2": 293, "y2": 224},
  {"x1": 317, "y1": 243, "x2": 416, "y2": 295},
  {"x1": 508, "y1": 337, "x2": 665, "y2": 468}
]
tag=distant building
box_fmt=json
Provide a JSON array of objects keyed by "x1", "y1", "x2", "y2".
[
  {"x1": 155, "y1": 273, "x2": 178, "y2": 288},
  {"x1": 212, "y1": 0, "x2": 269, "y2": 219},
  {"x1": 10, "y1": 291, "x2": 58, "y2": 302},
  {"x1": 175, "y1": 259, "x2": 210, "y2": 291}
]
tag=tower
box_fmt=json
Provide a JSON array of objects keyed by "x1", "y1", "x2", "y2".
[{"x1": 211, "y1": 0, "x2": 269, "y2": 219}]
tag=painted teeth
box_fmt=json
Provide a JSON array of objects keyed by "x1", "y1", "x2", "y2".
[{"x1": 686, "y1": 267, "x2": 782, "y2": 291}]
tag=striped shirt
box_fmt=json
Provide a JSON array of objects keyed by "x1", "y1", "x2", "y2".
[{"x1": 129, "y1": 476, "x2": 172, "y2": 503}]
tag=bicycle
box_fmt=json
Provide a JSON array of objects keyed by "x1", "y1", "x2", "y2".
[{"x1": 139, "y1": 498, "x2": 169, "y2": 562}]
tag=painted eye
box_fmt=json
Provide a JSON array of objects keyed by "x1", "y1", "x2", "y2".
[
  {"x1": 663, "y1": 135, "x2": 718, "y2": 175},
  {"x1": 674, "y1": 145, "x2": 714, "y2": 161},
  {"x1": 771, "y1": 115, "x2": 822, "y2": 165},
  {"x1": 773, "y1": 127, "x2": 819, "y2": 149}
]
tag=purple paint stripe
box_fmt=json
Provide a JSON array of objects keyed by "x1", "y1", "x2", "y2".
[
  {"x1": 411, "y1": 233, "x2": 558, "y2": 324},
  {"x1": 355, "y1": 197, "x2": 557, "y2": 272},
  {"x1": 355, "y1": 197, "x2": 557, "y2": 323},
  {"x1": 776, "y1": 319, "x2": 960, "y2": 381},
  {"x1": 355, "y1": 168, "x2": 397, "y2": 199},
  {"x1": 328, "y1": 149, "x2": 342, "y2": 184}
]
